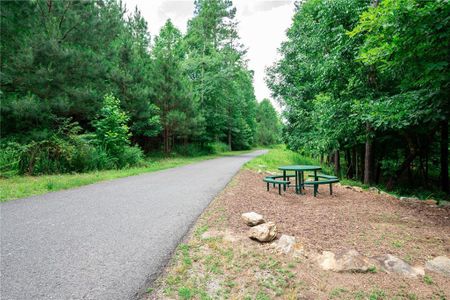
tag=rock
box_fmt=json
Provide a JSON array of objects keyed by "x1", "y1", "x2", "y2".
[
  {"x1": 241, "y1": 212, "x2": 265, "y2": 226},
  {"x1": 439, "y1": 200, "x2": 450, "y2": 207},
  {"x1": 249, "y1": 222, "x2": 277, "y2": 242},
  {"x1": 317, "y1": 251, "x2": 337, "y2": 271},
  {"x1": 316, "y1": 250, "x2": 376, "y2": 273},
  {"x1": 272, "y1": 234, "x2": 296, "y2": 254},
  {"x1": 399, "y1": 196, "x2": 420, "y2": 201},
  {"x1": 424, "y1": 199, "x2": 437, "y2": 205},
  {"x1": 369, "y1": 187, "x2": 380, "y2": 194},
  {"x1": 353, "y1": 187, "x2": 364, "y2": 193},
  {"x1": 373, "y1": 254, "x2": 422, "y2": 277},
  {"x1": 425, "y1": 256, "x2": 450, "y2": 277}
]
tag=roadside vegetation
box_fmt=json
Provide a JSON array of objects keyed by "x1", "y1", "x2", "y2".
[
  {"x1": 1, "y1": 0, "x2": 281, "y2": 200},
  {"x1": 0, "y1": 149, "x2": 255, "y2": 202}
]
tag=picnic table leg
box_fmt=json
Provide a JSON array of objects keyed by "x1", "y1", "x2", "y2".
[
  {"x1": 278, "y1": 184, "x2": 281, "y2": 195},
  {"x1": 299, "y1": 171, "x2": 303, "y2": 194},
  {"x1": 294, "y1": 171, "x2": 298, "y2": 193},
  {"x1": 267, "y1": 182, "x2": 270, "y2": 191},
  {"x1": 329, "y1": 183, "x2": 333, "y2": 195},
  {"x1": 301, "y1": 172, "x2": 305, "y2": 191}
]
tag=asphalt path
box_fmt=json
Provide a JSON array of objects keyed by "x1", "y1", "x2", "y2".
[{"x1": 1, "y1": 150, "x2": 266, "y2": 300}]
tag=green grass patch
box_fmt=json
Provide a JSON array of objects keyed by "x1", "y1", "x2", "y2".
[
  {"x1": 244, "y1": 145, "x2": 332, "y2": 174},
  {"x1": 0, "y1": 149, "x2": 255, "y2": 202}
]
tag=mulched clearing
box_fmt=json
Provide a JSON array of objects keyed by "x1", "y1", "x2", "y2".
[{"x1": 149, "y1": 170, "x2": 450, "y2": 299}]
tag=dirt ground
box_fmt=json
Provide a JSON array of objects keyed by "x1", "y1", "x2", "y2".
[{"x1": 148, "y1": 170, "x2": 450, "y2": 300}]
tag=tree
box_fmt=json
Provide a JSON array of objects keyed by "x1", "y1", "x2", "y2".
[
  {"x1": 184, "y1": 0, "x2": 257, "y2": 149},
  {"x1": 350, "y1": 0, "x2": 450, "y2": 192},
  {"x1": 256, "y1": 99, "x2": 281, "y2": 146},
  {"x1": 93, "y1": 94, "x2": 131, "y2": 156},
  {"x1": 151, "y1": 20, "x2": 201, "y2": 154}
]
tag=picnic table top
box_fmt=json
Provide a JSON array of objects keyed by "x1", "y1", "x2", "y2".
[{"x1": 278, "y1": 165, "x2": 322, "y2": 171}]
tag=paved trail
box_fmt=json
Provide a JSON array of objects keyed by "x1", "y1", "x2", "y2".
[{"x1": 1, "y1": 150, "x2": 266, "y2": 300}]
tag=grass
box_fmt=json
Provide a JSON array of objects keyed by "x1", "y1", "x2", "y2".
[
  {"x1": 0, "y1": 149, "x2": 255, "y2": 202},
  {"x1": 244, "y1": 144, "x2": 332, "y2": 174}
]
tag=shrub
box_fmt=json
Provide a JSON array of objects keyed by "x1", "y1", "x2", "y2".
[
  {"x1": 93, "y1": 94, "x2": 131, "y2": 156},
  {"x1": 116, "y1": 145, "x2": 144, "y2": 168},
  {"x1": 172, "y1": 144, "x2": 209, "y2": 157},
  {"x1": 0, "y1": 141, "x2": 25, "y2": 177},
  {"x1": 207, "y1": 141, "x2": 229, "y2": 154},
  {"x1": 0, "y1": 116, "x2": 144, "y2": 176}
]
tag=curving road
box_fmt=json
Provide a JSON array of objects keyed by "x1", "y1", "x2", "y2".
[{"x1": 1, "y1": 150, "x2": 266, "y2": 300}]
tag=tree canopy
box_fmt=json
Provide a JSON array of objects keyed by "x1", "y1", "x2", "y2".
[
  {"x1": 267, "y1": 0, "x2": 449, "y2": 195},
  {"x1": 1, "y1": 0, "x2": 280, "y2": 175}
]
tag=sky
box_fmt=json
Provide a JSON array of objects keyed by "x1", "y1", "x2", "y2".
[{"x1": 122, "y1": 0, "x2": 296, "y2": 107}]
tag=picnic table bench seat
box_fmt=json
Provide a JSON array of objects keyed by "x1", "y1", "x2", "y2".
[
  {"x1": 263, "y1": 176, "x2": 290, "y2": 195},
  {"x1": 304, "y1": 174, "x2": 339, "y2": 197}
]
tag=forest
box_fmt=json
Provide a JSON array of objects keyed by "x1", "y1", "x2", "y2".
[
  {"x1": 1, "y1": 0, "x2": 448, "y2": 198},
  {"x1": 0, "y1": 0, "x2": 281, "y2": 176},
  {"x1": 267, "y1": 0, "x2": 449, "y2": 197}
]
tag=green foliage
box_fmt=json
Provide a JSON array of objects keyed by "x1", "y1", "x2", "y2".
[
  {"x1": 245, "y1": 146, "x2": 331, "y2": 174},
  {"x1": 1, "y1": 0, "x2": 260, "y2": 179},
  {"x1": 267, "y1": 0, "x2": 449, "y2": 195},
  {"x1": 178, "y1": 287, "x2": 193, "y2": 300},
  {"x1": 93, "y1": 94, "x2": 131, "y2": 156},
  {"x1": 256, "y1": 99, "x2": 282, "y2": 146},
  {"x1": 184, "y1": 0, "x2": 258, "y2": 150}
]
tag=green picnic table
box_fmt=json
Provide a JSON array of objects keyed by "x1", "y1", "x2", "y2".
[{"x1": 278, "y1": 165, "x2": 322, "y2": 194}]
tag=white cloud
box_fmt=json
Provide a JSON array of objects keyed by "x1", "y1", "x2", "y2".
[{"x1": 122, "y1": 0, "x2": 295, "y2": 109}]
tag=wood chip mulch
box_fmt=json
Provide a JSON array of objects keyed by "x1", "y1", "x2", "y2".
[{"x1": 203, "y1": 169, "x2": 450, "y2": 298}]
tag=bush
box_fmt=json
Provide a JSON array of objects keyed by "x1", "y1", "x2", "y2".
[
  {"x1": 93, "y1": 94, "x2": 131, "y2": 156},
  {"x1": 0, "y1": 141, "x2": 25, "y2": 177},
  {"x1": 117, "y1": 145, "x2": 144, "y2": 168},
  {"x1": 207, "y1": 142, "x2": 229, "y2": 154},
  {"x1": 0, "y1": 116, "x2": 144, "y2": 176},
  {"x1": 172, "y1": 144, "x2": 210, "y2": 157}
]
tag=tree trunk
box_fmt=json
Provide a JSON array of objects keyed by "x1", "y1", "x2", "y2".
[
  {"x1": 334, "y1": 150, "x2": 340, "y2": 177},
  {"x1": 364, "y1": 124, "x2": 374, "y2": 185},
  {"x1": 386, "y1": 135, "x2": 417, "y2": 190},
  {"x1": 352, "y1": 147, "x2": 357, "y2": 179},
  {"x1": 345, "y1": 149, "x2": 353, "y2": 179},
  {"x1": 440, "y1": 119, "x2": 449, "y2": 194},
  {"x1": 228, "y1": 128, "x2": 232, "y2": 151},
  {"x1": 163, "y1": 126, "x2": 169, "y2": 155}
]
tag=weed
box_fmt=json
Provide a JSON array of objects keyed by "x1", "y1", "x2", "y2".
[
  {"x1": 392, "y1": 240, "x2": 404, "y2": 248},
  {"x1": 255, "y1": 290, "x2": 271, "y2": 300},
  {"x1": 423, "y1": 275, "x2": 433, "y2": 285},
  {"x1": 403, "y1": 254, "x2": 413, "y2": 264},
  {"x1": 368, "y1": 266, "x2": 378, "y2": 273},
  {"x1": 330, "y1": 287, "x2": 348, "y2": 298},
  {"x1": 178, "y1": 287, "x2": 193, "y2": 300},
  {"x1": 369, "y1": 288, "x2": 386, "y2": 300},
  {"x1": 195, "y1": 225, "x2": 209, "y2": 237}
]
